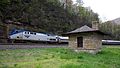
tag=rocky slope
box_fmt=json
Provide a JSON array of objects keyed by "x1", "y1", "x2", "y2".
[{"x1": 111, "y1": 17, "x2": 120, "y2": 25}]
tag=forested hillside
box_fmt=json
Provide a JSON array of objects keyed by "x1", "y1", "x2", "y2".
[
  {"x1": 100, "y1": 20, "x2": 120, "y2": 40},
  {"x1": 0, "y1": 0, "x2": 99, "y2": 34}
]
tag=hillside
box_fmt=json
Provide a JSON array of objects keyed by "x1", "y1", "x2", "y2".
[
  {"x1": 111, "y1": 17, "x2": 120, "y2": 25},
  {"x1": 100, "y1": 17, "x2": 120, "y2": 40},
  {"x1": 0, "y1": 0, "x2": 99, "y2": 34}
]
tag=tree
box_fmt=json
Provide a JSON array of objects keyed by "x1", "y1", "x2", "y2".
[
  {"x1": 76, "y1": 0, "x2": 83, "y2": 6},
  {"x1": 100, "y1": 21, "x2": 120, "y2": 40},
  {"x1": 0, "y1": 0, "x2": 99, "y2": 34}
]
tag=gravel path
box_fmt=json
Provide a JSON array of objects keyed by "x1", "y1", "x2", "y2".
[{"x1": 0, "y1": 44, "x2": 68, "y2": 50}]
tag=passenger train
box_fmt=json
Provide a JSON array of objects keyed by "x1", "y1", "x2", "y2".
[
  {"x1": 9, "y1": 29, "x2": 120, "y2": 44},
  {"x1": 102, "y1": 40, "x2": 120, "y2": 45},
  {"x1": 9, "y1": 29, "x2": 69, "y2": 43}
]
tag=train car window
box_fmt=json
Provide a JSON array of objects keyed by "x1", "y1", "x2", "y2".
[
  {"x1": 30, "y1": 32, "x2": 34, "y2": 34},
  {"x1": 50, "y1": 39, "x2": 56, "y2": 41},
  {"x1": 25, "y1": 32, "x2": 36, "y2": 35}
]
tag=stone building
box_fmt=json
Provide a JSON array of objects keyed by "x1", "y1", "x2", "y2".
[{"x1": 64, "y1": 22, "x2": 106, "y2": 54}]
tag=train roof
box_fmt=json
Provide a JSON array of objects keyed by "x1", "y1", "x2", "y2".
[
  {"x1": 9, "y1": 29, "x2": 24, "y2": 35},
  {"x1": 102, "y1": 40, "x2": 120, "y2": 42},
  {"x1": 9, "y1": 29, "x2": 57, "y2": 36}
]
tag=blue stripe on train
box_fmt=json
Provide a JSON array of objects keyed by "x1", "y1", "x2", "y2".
[
  {"x1": 9, "y1": 29, "x2": 55, "y2": 36},
  {"x1": 9, "y1": 29, "x2": 25, "y2": 35}
]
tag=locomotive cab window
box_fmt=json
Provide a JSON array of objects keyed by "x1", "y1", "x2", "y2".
[
  {"x1": 25, "y1": 32, "x2": 27, "y2": 34},
  {"x1": 15, "y1": 31, "x2": 18, "y2": 33},
  {"x1": 25, "y1": 32, "x2": 29, "y2": 34},
  {"x1": 30, "y1": 32, "x2": 36, "y2": 35}
]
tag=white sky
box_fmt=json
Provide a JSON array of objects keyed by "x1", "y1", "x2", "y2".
[{"x1": 72, "y1": 0, "x2": 120, "y2": 22}]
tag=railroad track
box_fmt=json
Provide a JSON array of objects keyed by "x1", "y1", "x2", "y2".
[{"x1": 0, "y1": 44, "x2": 68, "y2": 50}]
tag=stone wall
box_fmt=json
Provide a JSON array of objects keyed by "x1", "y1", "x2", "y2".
[
  {"x1": 68, "y1": 32, "x2": 103, "y2": 53},
  {"x1": 69, "y1": 35, "x2": 77, "y2": 48},
  {"x1": 83, "y1": 33, "x2": 103, "y2": 50}
]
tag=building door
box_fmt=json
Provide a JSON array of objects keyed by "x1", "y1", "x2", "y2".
[{"x1": 77, "y1": 37, "x2": 83, "y2": 47}]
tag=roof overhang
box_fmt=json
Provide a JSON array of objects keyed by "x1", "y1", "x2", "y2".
[{"x1": 62, "y1": 30, "x2": 107, "y2": 36}]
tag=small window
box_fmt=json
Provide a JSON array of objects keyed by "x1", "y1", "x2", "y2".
[
  {"x1": 50, "y1": 39, "x2": 56, "y2": 41},
  {"x1": 25, "y1": 32, "x2": 29, "y2": 34},
  {"x1": 17, "y1": 36, "x2": 19, "y2": 38},
  {"x1": 34, "y1": 33, "x2": 36, "y2": 35},
  {"x1": 25, "y1": 32, "x2": 27, "y2": 34},
  {"x1": 30, "y1": 32, "x2": 34, "y2": 34},
  {"x1": 16, "y1": 31, "x2": 18, "y2": 33},
  {"x1": 26, "y1": 32, "x2": 29, "y2": 34},
  {"x1": 30, "y1": 32, "x2": 36, "y2": 35}
]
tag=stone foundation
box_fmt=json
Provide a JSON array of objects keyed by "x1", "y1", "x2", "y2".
[{"x1": 74, "y1": 49, "x2": 101, "y2": 54}]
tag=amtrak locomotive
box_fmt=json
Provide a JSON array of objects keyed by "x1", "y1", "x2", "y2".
[{"x1": 9, "y1": 29, "x2": 68, "y2": 43}]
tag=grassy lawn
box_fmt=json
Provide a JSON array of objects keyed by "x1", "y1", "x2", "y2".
[{"x1": 0, "y1": 46, "x2": 120, "y2": 68}]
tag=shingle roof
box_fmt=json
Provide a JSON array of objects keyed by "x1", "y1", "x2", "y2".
[{"x1": 66, "y1": 25, "x2": 105, "y2": 34}]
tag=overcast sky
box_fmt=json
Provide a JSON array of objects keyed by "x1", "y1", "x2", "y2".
[{"x1": 72, "y1": 0, "x2": 120, "y2": 22}]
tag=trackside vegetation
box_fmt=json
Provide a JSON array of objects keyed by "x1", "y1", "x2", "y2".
[{"x1": 0, "y1": 46, "x2": 120, "y2": 68}]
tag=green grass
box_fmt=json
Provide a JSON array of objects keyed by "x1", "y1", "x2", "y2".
[{"x1": 0, "y1": 46, "x2": 120, "y2": 68}]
